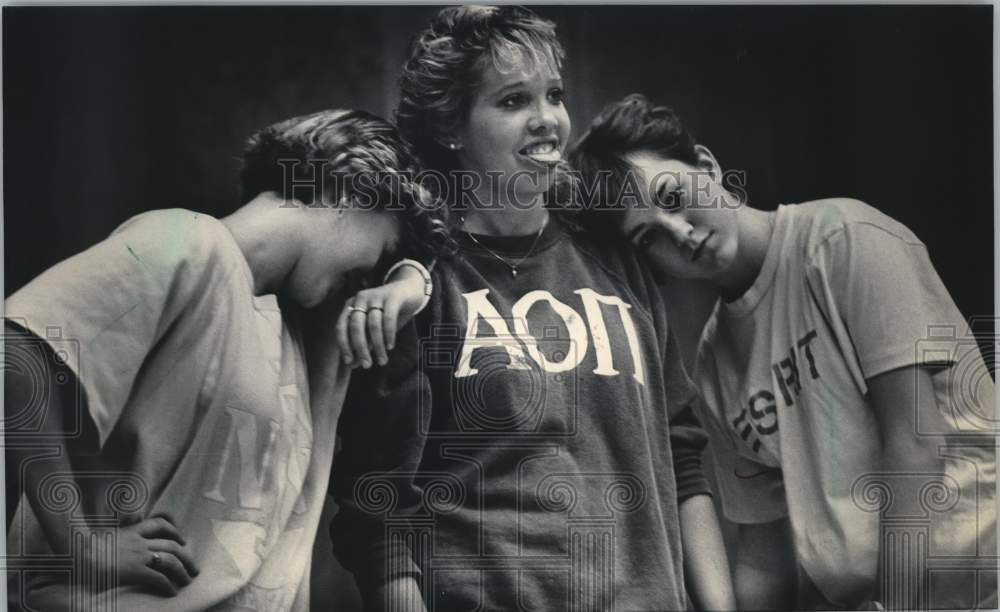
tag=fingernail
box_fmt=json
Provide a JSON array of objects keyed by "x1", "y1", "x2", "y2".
[
  {"x1": 363, "y1": 360, "x2": 372, "y2": 369},
  {"x1": 379, "y1": 357, "x2": 387, "y2": 366}
]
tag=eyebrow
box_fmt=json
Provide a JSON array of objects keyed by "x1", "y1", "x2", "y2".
[
  {"x1": 490, "y1": 80, "x2": 528, "y2": 98},
  {"x1": 490, "y1": 77, "x2": 563, "y2": 99}
]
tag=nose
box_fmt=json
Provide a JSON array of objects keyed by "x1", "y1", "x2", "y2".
[
  {"x1": 527, "y1": 102, "x2": 559, "y2": 134},
  {"x1": 660, "y1": 214, "x2": 698, "y2": 250}
]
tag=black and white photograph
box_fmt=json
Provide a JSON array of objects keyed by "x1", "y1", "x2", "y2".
[{"x1": 2, "y1": 4, "x2": 996, "y2": 611}]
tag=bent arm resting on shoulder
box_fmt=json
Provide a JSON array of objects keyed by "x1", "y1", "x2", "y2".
[
  {"x1": 680, "y1": 493, "x2": 735, "y2": 610},
  {"x1": 735, "y1": 517, "x2": 797, "y2": 609},
  {"x1": 337, "y1": 258, "x2": 432, "y2": 368}
]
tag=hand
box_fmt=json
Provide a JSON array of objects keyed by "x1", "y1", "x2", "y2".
[
  {"x1": 337, "y1": 269, "x2": 426, "y2": 369},
  {"x1": 87, "y1": 513, "x2": 199, "y2": 596}
]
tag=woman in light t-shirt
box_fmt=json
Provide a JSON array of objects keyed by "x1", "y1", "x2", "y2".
[
  {"x1": 570, "y1": 93, "x2": 996, "y2": 610},
  {"x1": 5, "y1": 109, "x2": 451, "y2": 611}
]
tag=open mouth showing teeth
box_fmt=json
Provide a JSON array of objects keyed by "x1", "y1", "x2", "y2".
[{"x1": 521, "y1": 141, "x2": 561, "y2": 163}]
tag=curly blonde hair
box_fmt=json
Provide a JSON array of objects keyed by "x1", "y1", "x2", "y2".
[{"x1": 396, "y1": 5, "x2": 578, "y2": 216}]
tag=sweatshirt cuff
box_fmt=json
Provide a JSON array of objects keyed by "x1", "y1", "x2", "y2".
[
  {"x1": 673, "y1": 447, "x2": 712, "y2": 502},
  {"x1": 352, "y1": 538, "x2": 423, "y2": 598}
]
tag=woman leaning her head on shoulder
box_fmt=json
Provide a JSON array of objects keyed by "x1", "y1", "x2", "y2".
[
  {"x1": 330, "y1": 7, "x2": 735, "y2": 612},
  {"x1": 570, "y1": 93, "x2": 996, "y2": 610}
]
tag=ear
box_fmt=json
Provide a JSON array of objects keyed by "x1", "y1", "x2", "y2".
[
  {"x1": 433, "y1": 130, "x2": 464, "y2": 151},
  {"x1": 439, "y1": 139, "x2": 464, "y2": 151},
  {"x1": 694, "y1": 144, "x2": 723, "y2": 183}
]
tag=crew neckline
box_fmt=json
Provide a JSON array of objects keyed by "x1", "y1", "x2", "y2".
[
  {"x1": 456, "y1": 213, "x2": 565, "y2": 258},
  {"x1": 720, "y1": 204, "x2": 790, "y2": 316}
]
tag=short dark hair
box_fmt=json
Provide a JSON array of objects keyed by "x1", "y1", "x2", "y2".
[
  {"x1": 240, "y1": 109, "x2": 455, "y2": 264},
  {"x1": 569, "y1": 94, "x2": 699, "y2": 229}
]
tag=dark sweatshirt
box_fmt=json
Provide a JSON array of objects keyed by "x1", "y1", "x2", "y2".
[{"x1": 331, "y1": 218, "x2": 710, "y2": 611}]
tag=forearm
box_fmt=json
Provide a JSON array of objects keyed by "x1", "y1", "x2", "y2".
[
  {"x1": 369, "y1": 576, "x2": 427, "y2": 612},
  {"x1": 679, "y1": 493, "x2": 735, "y2": 611},
  {"x1": 331, "y1": 348, "x2": 432, "y2": 606},
  {"x1": 734, "y1": 519, "x2": 796, "y2": 610},
  {"x1": 874, "y1": 438, "x2": 946, "y2": 608},
  {"x1": 5, "y1": 323, "x2": 80, "y2": 554},
  {"x1": 869, "y1": 366, "x2": 949, "y2": 609}
]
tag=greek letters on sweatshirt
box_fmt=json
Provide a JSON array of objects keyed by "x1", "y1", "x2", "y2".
[{"x1": 332, "y1": 218, "x2": 709, "y2": 611}]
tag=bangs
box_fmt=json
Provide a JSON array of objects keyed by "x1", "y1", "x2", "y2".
[{"x1": 486, "y1": 31, "x2": 564, "y2": 79}]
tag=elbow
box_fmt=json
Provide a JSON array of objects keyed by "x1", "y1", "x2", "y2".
[{"x1": 882, "y1": 433, "x2": 946, "y2": 474}]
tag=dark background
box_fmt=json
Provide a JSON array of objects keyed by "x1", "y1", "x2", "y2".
[{"x1": 4, "y1": 5, "x2": 994, "y2": 610}]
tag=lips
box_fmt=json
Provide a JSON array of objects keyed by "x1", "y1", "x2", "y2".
[
  {"x1": 691, "y1": 231, "x2": 714, "y2": 262},
  {"x1": 519, "y1": 139, "x2": 561, "y2": 165}
]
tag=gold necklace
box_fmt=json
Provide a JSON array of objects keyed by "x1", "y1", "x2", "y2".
[{"x1": 460, "y1": 214, "x2": 550, "y2": 278}]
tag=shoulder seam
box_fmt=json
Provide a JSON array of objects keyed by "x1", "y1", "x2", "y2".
[{"x1": 807, "y1": 219, "x2": 927, "y2": 265}]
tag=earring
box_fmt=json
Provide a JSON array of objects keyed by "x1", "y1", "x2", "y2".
[{"x1": 448, "y1": 142, "x2": 461, "y2": 150}]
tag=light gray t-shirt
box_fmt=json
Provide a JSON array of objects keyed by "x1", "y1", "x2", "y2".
[
  {"x1": 694, "y1": 199, "x2": 996, "y2": 607},
  {"x1": 6, "y1": 209, "x2": 350, "y2": 610}
]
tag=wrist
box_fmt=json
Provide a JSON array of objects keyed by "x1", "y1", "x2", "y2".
[{"x1": 384, "y1": 259, "x2": 432, "y2": 314}]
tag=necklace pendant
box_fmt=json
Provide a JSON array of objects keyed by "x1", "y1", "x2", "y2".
[{"x1": 511, "y1": 268, "x2": 518, "y2": 278}]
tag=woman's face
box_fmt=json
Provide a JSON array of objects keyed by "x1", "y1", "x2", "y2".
[
  {"x1": 454, "y1": 49, "x2": 571, "y2": 205},
  {"x1": 619, "y1": 151, "x2": 740, "y2": 281}
]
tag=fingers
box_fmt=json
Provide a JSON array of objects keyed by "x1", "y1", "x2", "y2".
[
  {"x1": 348, "y1": 305, "x2": 371, "y2": 369},
  {"x1": 146, "y1": 547, "x2": 196, "y2": 590},
  {"x1": 382, "y1": 299, "x2": 401, "y2": 352},
  {"x1": 139, "y1": 565, "x2": 180, "y2": 596},
  {"x1": 136, "y1": 515, "x2": 185, "y2": 544},
  {"x1": 336, "y1": 300, "x2": 355, "y2": 365},
  {"x1": 367, "y1": 307, "x2": 388, "y2": 367},
  {"x1": 115, "y1": 514, "x2": 200, "y2": 597},
  {"x1": 149, "y1": 538, "x2": 200, "y2": 579},
  {"x1": 341, "y1": 288, "x2": 400, "y2": 368}
]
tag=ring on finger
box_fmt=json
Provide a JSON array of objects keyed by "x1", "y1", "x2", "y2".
[
  {"x1": 150, "y1": 552, "x2": 162, "y2": 568},
  {"x1": 348, "y1": 305, "x2": 368, "y2": 314},
  {"x1": 368, "y1": 306, "x2": 383, "y2": 313}
]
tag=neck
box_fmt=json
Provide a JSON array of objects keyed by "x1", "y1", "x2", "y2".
[
  {"x1": 462, "y1": 199, "x2": 549, "y2": 237},
  {"x1": 222, "y1": 193, "x2": 302, "y2": 296},
  {"x1": 716, "y1": 206, "x2": 776, "y2": 301}
]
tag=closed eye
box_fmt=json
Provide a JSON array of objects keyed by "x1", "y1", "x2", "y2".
[
  {"x1": 655, "y1": 183, "x2": 684, "y2": 211},
  {"x1": 629, "y1": 224, "x2": 657, "y2": 253}
]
